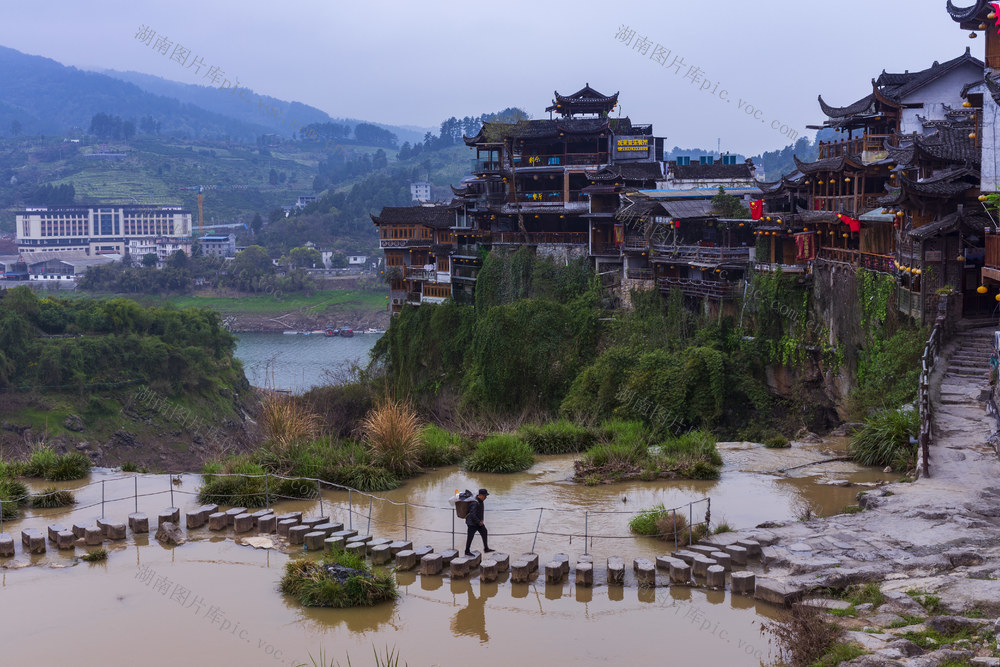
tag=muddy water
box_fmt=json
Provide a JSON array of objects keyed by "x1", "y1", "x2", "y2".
[{"x1": 0, "y1": 437, "x2": 893, "y2": 666}]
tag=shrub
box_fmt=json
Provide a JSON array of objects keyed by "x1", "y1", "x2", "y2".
[
  {"x1": 844, "y1": 582, "x2": 884, "y2": 608},
  {"x1": 464, "y1": 434, "x2": 534, "y2": 474},
  {"x1": 46, "y1": 452, "x2": 92, "y2": 481},
  {"x1": 198, "y1": 458, "x2": 271, "y2": 507},
  {"x1": 261, "y1": 393, "x2": 320, "y2": 450},
  {"x1": 849, "y1": 407, "x2": 918, "y2": 468},
  {"x1": 660, "y1": 430, "x2": 723, "y2": 467},
  {"x1": 627, "y1": 505, "x2": 707, "y2": 544},
  {"x1": 0, "y1": 478, "x2": 29, "y2": 519},
  {"x1": 764, "y1": 435, "x2": 790, "y2": 449},
  {"x1": 361, "y1": 399, "x2": 422, "y2": 477},
  {"x1": 628, "y1": 504, "x2": 667, "y2": 536},
  {"x1": 761, "y1": 603, "x2": 845, "y2": 667},
  {"x1": 30, "y1": 488, "x2": 75, "y2": 509},
  {"x1": 280, "y1": 549, "x2": 397, "y2": 608},
  {"x1": 418, "y1": 425, "x2": 465, "y2": 467},
  {"x1": 519, "y1": 420, "x2": 596, "y2": 454},
  {"x1": 22, "y1": 447, "x2": 90, "y2": 481}
]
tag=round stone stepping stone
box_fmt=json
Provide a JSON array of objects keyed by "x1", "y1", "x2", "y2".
[
  {"x1": 371, "y1": 544, "x2": 392, "y2": 565},
  {"x1": 0, "y1": 533, "x2": 14, "y2": 557},
  {"x1": 481, "y1": 559, "x2": 499, "y2": 582},
  {"x1": 692, "y1": 555, "x2": 716, "y2": 577},
  {"x1": 669, "y1": 559, "x2": 691, "y2": 584},
  {"x1": 303, "y1": 531, "x2": 326, "y2": 551},
  {"x1": 257, "y1": 515, "x2": 277, "y2": 534},
  {"x1": 636, "y1": 560, "x2": 656, "y2": 587},
  {"x1": 519, "y1": 553, "x2": 539, "y2": 572},
  {"x1": 277, "y1": 519, "x2": 298, "y2": 537},
  {"x1": 450, "y1": 556, "x2": 471, "y2": 578},
  {"x1": 72, "y1": 523, "x2": 90, "y2": 538},
  {"x1": 287, "y1": 525, "x2": 311, "y2": 545},
  {"x1": 729, "y1": 572, "x2": 757, "y2": 595},
  {"x1": 575, "y1": 562, "x2": 593, "y2": 586},
  {"x1": 724, "y1": 544, "x2": 748, "y2": 565},
  {"x1": 545, "y1": 561, "x2": 564, "y2": 584},
  {"x1": 250, "y1": 509, "x2": 273, "y2": 525},
  {"x1": 158, "y1": 508, "x2": 180, "y2": 527},
  {"x1": 395, "y1": 550, "x2": 418, "y2": 571},
  {"x1": 48, "y1": 525, "x2": 68, "y2": 542},
  {"x1": 56, "y1": 530, "x2": 75, "y2": 550},
  {"x1": 736, "y1": 539, "x2": 761, "y2": 557},
  {"x1": 345, "y1": 542, "x2": 366, "y2": 558},
  {"x1": 313, "y1": 522, "x2": 342, "y2": 536},
  {"x1": 366, "y1": 538, "x2": 392, "y2": 555},
  {"x1": 128, "y1": 513, "x2": 149, "y2": 533},
  {"x1": 301, "y1": 516, "x2": 329, "y2": 529},
  {"x1": 224, "y1": 507, "x2": 247, "y2": 525},
  {"x1": 275, "y1": 512, "x2": 301, "y2": 525},
  {"x1": 439, "y1": 549, "x2": 459, "y2": 565},
  {"x1": 710, "y1": 551, "x2": 732, "y2": 570},
  {"x1": 233, "y1": 513, "x2": 254, "y2": 534},
  {"x1": 420, "y1": 553, "x2": 443, "y2": 575},
  {"x1": 490, "y1": 553, "x2": 510, "y2": 571},
  {"x1": 324, "y1": 536, "x2": 346, "y2": 552},
  {"x1": 22, "y1": 529, "x2": 45, "y2": 554},
  {"x1": 607, "y1": 557, "x2": 625, "y2": 585},
  {"x1": 208, "y1": 512, "x2": 228, "y2": 531},
  {"x1": 84, "y1": 526, "x2": 103, "y2": 546},
  {"x1": 346, "y1": 534, "x2": 372, "y2": 544},
  {"x1": 554, "y1": 553, "x2": 570, "y2": 576},
  {"x1": 511, "y1": 559, "x2": 530, "y2": 583},
  {"x1": 706, "y1": 565, "x2": 726, "y2": 588},
  {"x1": 106, "y1": 523, "x2": 127, "y2": 540},
  {"x1": 413, "y1": 546, "x2": 434, "y2": 559},
  {"x1": 389, "y1": 540, "x2": 413, "y2": 555}
]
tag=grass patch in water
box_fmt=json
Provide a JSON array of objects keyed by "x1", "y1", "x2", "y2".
[
  {"x1": 575, "y1": 424, "x2": 721, "y2": 483},
  {"x1": 30, "y1": 488, "x2": 75, "y2": 509},
  {"x1": 0, "y1": 477, "x2": 29, "y2": 519},
  {"x1": 81, "y1": 548, "x2": 108, "y2": 562},
  {"x1": 519, "y1": 420, "x2": 597, "y2": 454},
  {"x1": 464, "y1": 434, "x2": 534, "y2": 474},
  {"x1": 280, "y1": 549, "x2": 397, "y2": 608},
  {"x1": 21, "y1": 446, "x2": 91, "y2": 481},
  {"x1": 627, "y1": 504, "x2": 707, "y2": 544},
  {"x1": 417, "y1": 425, "x2": 468, "y2": 467}
]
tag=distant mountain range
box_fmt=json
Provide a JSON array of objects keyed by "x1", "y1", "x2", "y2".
[{"x1": 0, "y1": 45, "x2": 430, "y2": 144}]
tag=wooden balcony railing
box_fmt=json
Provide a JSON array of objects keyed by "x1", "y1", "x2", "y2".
[
  {"x1": 626, "y1": 268, "x2": 654, "y2": 280},
  {"x1": 591, "y1": 243, "x2": 620, "y2": 256},
  {"x1": 652, "y1": 245, "x2": 751, "y2": 263},
  {"x1": 657, "y1": 277, "x2": 740, "y2": 299},
  {"x1": 754, "y1": 262, "x2": 809, "y2": 274},
  {"x1": 380, "y1": 238, "x2": 431, "y2": 248},
  {"x1": 404, "y1": 267, "x2": 436, "y2": 281},
  {"x1": 512, "y1": 152, "x2": 609, "y2": 167},
  {"x1": 492, "y1": 232, "x2": 588, "y2": 245},
  {"x1": 623, "y1": 236, "x2": 648, "y2": 251}
]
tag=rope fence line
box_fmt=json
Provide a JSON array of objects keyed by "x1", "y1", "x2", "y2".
[{"x1": 0, "y1": 472, "x2": 712, "y2": 551}]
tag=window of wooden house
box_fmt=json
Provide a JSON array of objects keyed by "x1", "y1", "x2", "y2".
[{"x1": 437, "y1": 256, "x2": 449, "y2": 271}]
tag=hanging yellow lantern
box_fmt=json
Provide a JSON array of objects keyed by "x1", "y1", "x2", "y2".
[
  {"x1": 777, "y1": 218, "x2": 783, "y2": 224},
  {"x1": 842, "y1": 233, "x2": 849, "y2": 238},
  {"x1": 995, "y1": 293, "x2": 1000, "y2": 302},
  {"x1": 958, "y1": 255, "x2": 966, "y2": 263},
  {"x1": 896, "y1": 211, "x2": 905, "y2": 217},
  {"x1": 970, "y1": 132, "x2": 978, "y2": 140},
  {"x1": 963, "y1": 101, "x2": 974, "y2": 108},
  {"x1": 979, "y1": 195, "x2": 988, "y2": 202}
]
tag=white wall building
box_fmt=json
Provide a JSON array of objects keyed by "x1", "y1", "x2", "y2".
[
  {"x1": 17, "y1": 205, "x2": 192, "y2": 257},
  {"x1": 410, "y1": 181, "x2": 432, "y2": 203}
]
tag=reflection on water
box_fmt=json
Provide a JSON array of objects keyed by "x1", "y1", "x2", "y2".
[
  {"x1": 234, "y1": 332, "x2": 381, "y2": 393},
  {"x1": 1, "y1": 436, "x2": 896, "y2": 665}
]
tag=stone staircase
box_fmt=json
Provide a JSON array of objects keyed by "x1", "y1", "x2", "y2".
[{"x1": 939, "y1": 327, "x2": 994, "y2": 401}]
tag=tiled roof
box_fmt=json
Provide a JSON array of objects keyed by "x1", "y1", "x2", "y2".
[
  {"x1": 589, "y1": 162, "x2": 663, "y2": 183},
  {"x1": 669, "y1": 161, "x2": 754, "y2": 180},
  {"x1": 370, "y1": 206, "x2": 455, "y2": 229},
  {"x1": 818, "y1": 94, "x2": 876, "y2": 119},
  {"x1": 546, "y1": 84, "x2": 619, "y2": 115}
]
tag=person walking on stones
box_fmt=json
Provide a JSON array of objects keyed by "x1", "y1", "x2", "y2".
[{"x1": 465, "y1": 489, "x2": 494, "y2": 556}]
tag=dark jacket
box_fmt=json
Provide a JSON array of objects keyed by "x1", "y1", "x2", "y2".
[{"x1": 465, "y1": 498, "x2": 485, "y2": 527}]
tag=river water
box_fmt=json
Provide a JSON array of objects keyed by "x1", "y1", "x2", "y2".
[
  {"x1": 234, "y1": 332, "x2": 381, "y2": 392},
  {"x1": 0, "y1": 437, "x2": 894, "y2": 666}
]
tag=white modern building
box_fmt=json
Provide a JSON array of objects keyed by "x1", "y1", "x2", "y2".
[
  {"x1": 16, "y1": 205, "x2": 192, "y2": 256},
  {"x1": 410, "y1": 181, "x2": 432, "y2": 203}
]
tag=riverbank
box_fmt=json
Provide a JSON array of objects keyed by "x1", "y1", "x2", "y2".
[{"x1": 701, "y1": 328, "x2": 1000, "y2": 663}]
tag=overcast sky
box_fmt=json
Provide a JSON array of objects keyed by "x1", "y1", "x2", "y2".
[{"x1": 0, "y1": 0, "x2": 976, "y2": 155}]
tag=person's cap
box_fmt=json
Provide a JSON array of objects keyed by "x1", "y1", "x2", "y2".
[{"x1": 478, "y1": 488, "x2": 489, "y2": 496}]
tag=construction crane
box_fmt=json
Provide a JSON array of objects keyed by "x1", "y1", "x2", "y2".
[{"x1": 179, "y1": 184, "x2": 251, "y2": 235}]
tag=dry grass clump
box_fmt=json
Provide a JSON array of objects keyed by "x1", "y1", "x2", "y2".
[
  {"x1": 761, "y1": 603, "x2": 848, "y2": 667},
  {"x1": 260, "y1": 393, "x2": 320, "y2": 450},
  {"x1": 360, "y1": 398, "x2": 422, "y2": 477}
]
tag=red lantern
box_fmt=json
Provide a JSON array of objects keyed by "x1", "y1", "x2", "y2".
[{"x1": 673, "y1": 220, "x2": 681, "y2": 228}]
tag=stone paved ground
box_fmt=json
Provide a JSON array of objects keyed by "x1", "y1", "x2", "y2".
[{"x1": 703, "y1": 327, "x2": 1000, "y2": 663}]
